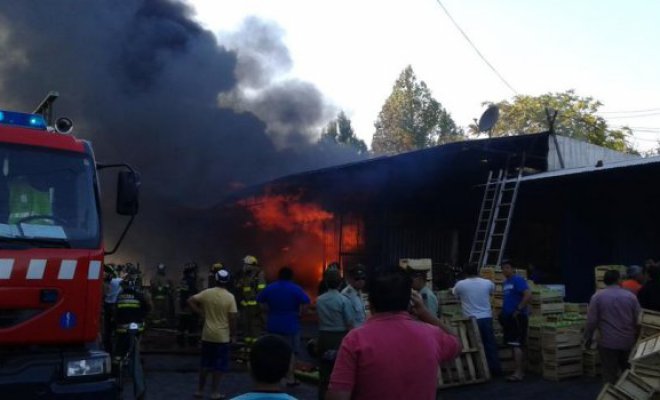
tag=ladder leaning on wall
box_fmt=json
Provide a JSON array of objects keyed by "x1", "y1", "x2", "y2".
[{"x1": 468, "y1": 168, "x2": 523, "y2": 270}]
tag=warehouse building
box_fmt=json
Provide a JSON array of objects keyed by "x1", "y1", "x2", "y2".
[{"x1": 219, "y1": 132, "x2": 658, "y2": 301}]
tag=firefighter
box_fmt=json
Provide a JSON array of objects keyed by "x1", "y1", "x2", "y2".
[
  {"x1": 177, "y1": 262, "x2": 200, "y2": 347},
  {"x1": 113, "y1": 276, "x2": 150, "y2": 398},
  {"x1": 237, "y1": 255, "x2": 265, "y2": 359},
  {"x1": 149, "y1": 263, "x2": 174, "y2": 327},
  {"x1": 113, "y1": 277, "x2": 150, "y2": 358}
]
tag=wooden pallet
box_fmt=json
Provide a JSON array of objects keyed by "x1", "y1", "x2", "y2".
[
  {"x1": 631, "y1": 333, "x2": 660, "y2": 367},
  {"x1": 615, "y1": 370, "x2": 655, "y2": 400},
  {"x1": 437, "y1": 317, "x2": 490, "y2": 388},
  {"x1": 596, "y1": 384, "x2": 635, "y2": 400}
]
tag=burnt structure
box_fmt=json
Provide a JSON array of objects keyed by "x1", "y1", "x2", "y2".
[{"x1": 218, "y1": 132, "x2": 658, "y2": 301}]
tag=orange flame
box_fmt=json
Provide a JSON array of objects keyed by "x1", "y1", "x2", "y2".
[{"x1": 238, "y1": 193, "x2": 336, "y2": 297}]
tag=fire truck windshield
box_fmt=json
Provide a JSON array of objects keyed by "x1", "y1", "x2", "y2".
[{"x1": 0, "y1": 144, "x2": 100, "y2": 249}]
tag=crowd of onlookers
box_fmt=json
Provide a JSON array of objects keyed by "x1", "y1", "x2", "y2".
[{"x1": 184, "y1": 258, "x2": 660, "y2": 399}]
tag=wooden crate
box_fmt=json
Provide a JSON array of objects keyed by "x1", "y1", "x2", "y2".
[
  {"x1": 542, "y1": 359, "x2": 583, "y2": 381},
  {"x1": 526, "y1": 349, "x2": 543, "y2": 375},
  {"x1": 584, "y1": 349, "x2": 601, "y2": 377},
  {"x1": 565, "y1": 303, "x2": 589, "y2": 314},
  {"x1": 640, "y1": 325, "x2": 660, "y2": 340},
  {"x1": 596, "y1": 384, "x2": 635, "y2": 400},
  {"x1": 542, "y1": 328, "x2": 582, "y2": 349},
  {"x1": 631, "y1": 364, "x2": 660, "y2": 391},
  {"x1": 594, "y1": 265, "x2": 627, "y2": 290},
  {"x1": 631, "y1": 333, "x2": 660, "y2": 367},
  {"x1": 543, "y1": 345, "x2": 584, "y2": 363},
  {"x1": 437, "y1": 317, "x2": 490, "y2": 388},
  {"x1": 640, "y1": 309, "x2": 660, "y2": 329},
  {"x1": 531, "y1": 302, "x2": 565, "y2": 315},
  {"x1": 615, "y1": 370, "x2": 655, "y2": 400}
]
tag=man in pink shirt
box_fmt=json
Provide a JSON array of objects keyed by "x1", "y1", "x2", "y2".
[{"x1": 326, "y1": 267, "x2": 461, "y2": 400}]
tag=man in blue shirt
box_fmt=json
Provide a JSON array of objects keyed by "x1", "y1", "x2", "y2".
[
  {"x1": 316, "y1": 267, "x2": 354, "y2": 399},
  {"x1": 498, "y1": 260, "x2": 531, "y2": 382},
  {"x1": 257, "y1": 267, "x2": 310, "y2": 386}
]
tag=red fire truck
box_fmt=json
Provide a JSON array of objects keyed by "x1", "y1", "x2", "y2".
[{"x1": 0, "y1": 92, "x2": 139, "y2": 399}]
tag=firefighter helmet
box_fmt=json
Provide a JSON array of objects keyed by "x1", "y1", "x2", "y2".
[{"x1": 243, "y1": 255, "x2": 258, "y2": 266}]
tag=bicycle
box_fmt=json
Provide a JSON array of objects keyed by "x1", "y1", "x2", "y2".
[{"x1": 113, "y1": 322, "x2": 147, "y2": 400}]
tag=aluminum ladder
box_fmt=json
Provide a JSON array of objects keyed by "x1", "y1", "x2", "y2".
[{"x1": 469, "y1": 168, "x2": 523, "y2": 269}]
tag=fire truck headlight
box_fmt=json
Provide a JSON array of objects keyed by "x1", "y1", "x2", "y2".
[{"x1": 66, "y1": 355, "x2": 110, "y2": 377}]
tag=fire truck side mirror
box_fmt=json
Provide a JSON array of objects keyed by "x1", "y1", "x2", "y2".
[{"x1": 117, "y1": 171, "x2": 140, "y2": 216}]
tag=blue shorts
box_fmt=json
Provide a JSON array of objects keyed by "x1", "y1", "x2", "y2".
[{"x1": 200, "y1": 341, "x2": 230, "y2": 372}]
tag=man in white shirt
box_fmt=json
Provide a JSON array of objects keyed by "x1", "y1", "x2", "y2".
[
  {"x1": 341, "y1": 266, "x2": 367, "y2": 327},
  {"x1": 453, "y1": 262, "x2": 502, "y2": 376}
]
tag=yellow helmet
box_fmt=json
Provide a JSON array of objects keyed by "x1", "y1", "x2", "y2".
[
  {"x1": 211, "y1": 262, "x2": 223, "y2": 272},
  {"x1": 243, "y1": 255, "x2": 258, "y2": 266}
]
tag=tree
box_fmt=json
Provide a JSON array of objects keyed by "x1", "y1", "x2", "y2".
[
  {"x1": 320, "y1": 111, "x2": 368, "y2": 154},
  {"x1": 371, "y1": 66, "x2": 463, "y2": 155},
  {"x1": 471, "y1": 90, "x2": 636, "y2": 153}
]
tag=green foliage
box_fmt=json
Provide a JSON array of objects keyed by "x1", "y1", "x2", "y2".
[
  {"x1": 320, "y1": 111, "x2": 368, "y2": 155},
  {"x1": 372, "y1": 66, "x2": 464, "y2": 155},
  {"x1": 473, "y1": 90, "x2": 636, "y2": 153}
]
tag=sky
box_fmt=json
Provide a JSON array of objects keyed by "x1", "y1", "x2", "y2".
[{"x1": 189, "y1": 0, "x2": 660, "y2": 152}]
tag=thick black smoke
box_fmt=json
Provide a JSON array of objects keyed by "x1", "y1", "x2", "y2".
[{"x1": 0, "y1": 0, "x2": 364, "y2": 269}]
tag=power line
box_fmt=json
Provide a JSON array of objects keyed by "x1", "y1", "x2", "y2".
[
  {"x1": 603, "y1": 112, "x2": 660, "y2": 119},
  {"x1": 598, "y1": 107, "x2": 660, "y2": 114},
  {"x1": 434, "y1": 0, "x2": 518, "y2": 95}
]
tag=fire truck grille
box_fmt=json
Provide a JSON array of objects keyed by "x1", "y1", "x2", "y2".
[{"x1": 0, "y1": 309, "x2": 43, "y2": 329}]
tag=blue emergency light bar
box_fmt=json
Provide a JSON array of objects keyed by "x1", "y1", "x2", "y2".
[{"x1": 0, "y1": 110, "x2": 47, "y2": 130}]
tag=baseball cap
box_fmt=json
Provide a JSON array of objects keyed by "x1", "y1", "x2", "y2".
[{"x1": 216, "y1": 269, "x2": 231, "y2": 283}]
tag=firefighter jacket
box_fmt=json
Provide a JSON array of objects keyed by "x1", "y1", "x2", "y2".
[
  {"x1": 178, "y1": 274, "x2": 198, "y2": 311},
  {"x1": 150, "y1": 274, "x2": 173, "y2": 300},
  {"x1": 238, "y1": 268, "x2": 265, "y2": 307},
  {"x1": 115, "y1": 290, "x2": 150, "y2": 333}
]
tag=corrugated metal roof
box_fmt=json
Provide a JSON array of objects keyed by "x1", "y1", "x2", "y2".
[{"x1": 518, "y1": 154, "x2": 660, "y2": 182}]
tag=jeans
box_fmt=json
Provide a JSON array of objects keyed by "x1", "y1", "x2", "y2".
[
  {"x1": 599, "y1": 346, "x2": 630, "y2": 384},
  {"x1": 477, "y1": 317, "x2": 502, "y2": 376}
]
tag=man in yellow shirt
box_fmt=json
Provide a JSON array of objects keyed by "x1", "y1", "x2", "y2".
[{"x1": 188, "y1": 269, "x2": 238, "y2": 400}]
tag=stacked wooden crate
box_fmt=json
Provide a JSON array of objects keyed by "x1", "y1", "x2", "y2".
[
  {"x1": 594, "y1": 265, "x2": 627, "y2": 290},
  {"x1": 583, "y1": 349, "x2": 601, "y2": 377},
  {"x1": 530, "y1": 286, "x2": 565, "y2": 316},
  {"x1": 438, "y1": 289, "x2": 463, "y2": 321},
  {"x1": 437, "y1": 317, "x2": 491, "y2": 388},
  {"x1": 542, "y1": 324, "x2": 584, "y2": 381},
  {"x1": 526, "y1": 316, "x2": 545, "y2": 374}
]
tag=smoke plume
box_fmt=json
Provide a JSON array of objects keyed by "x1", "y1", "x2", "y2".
[{"x1": 0, "y1": 0, "x2": 364, "y2": 270}]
